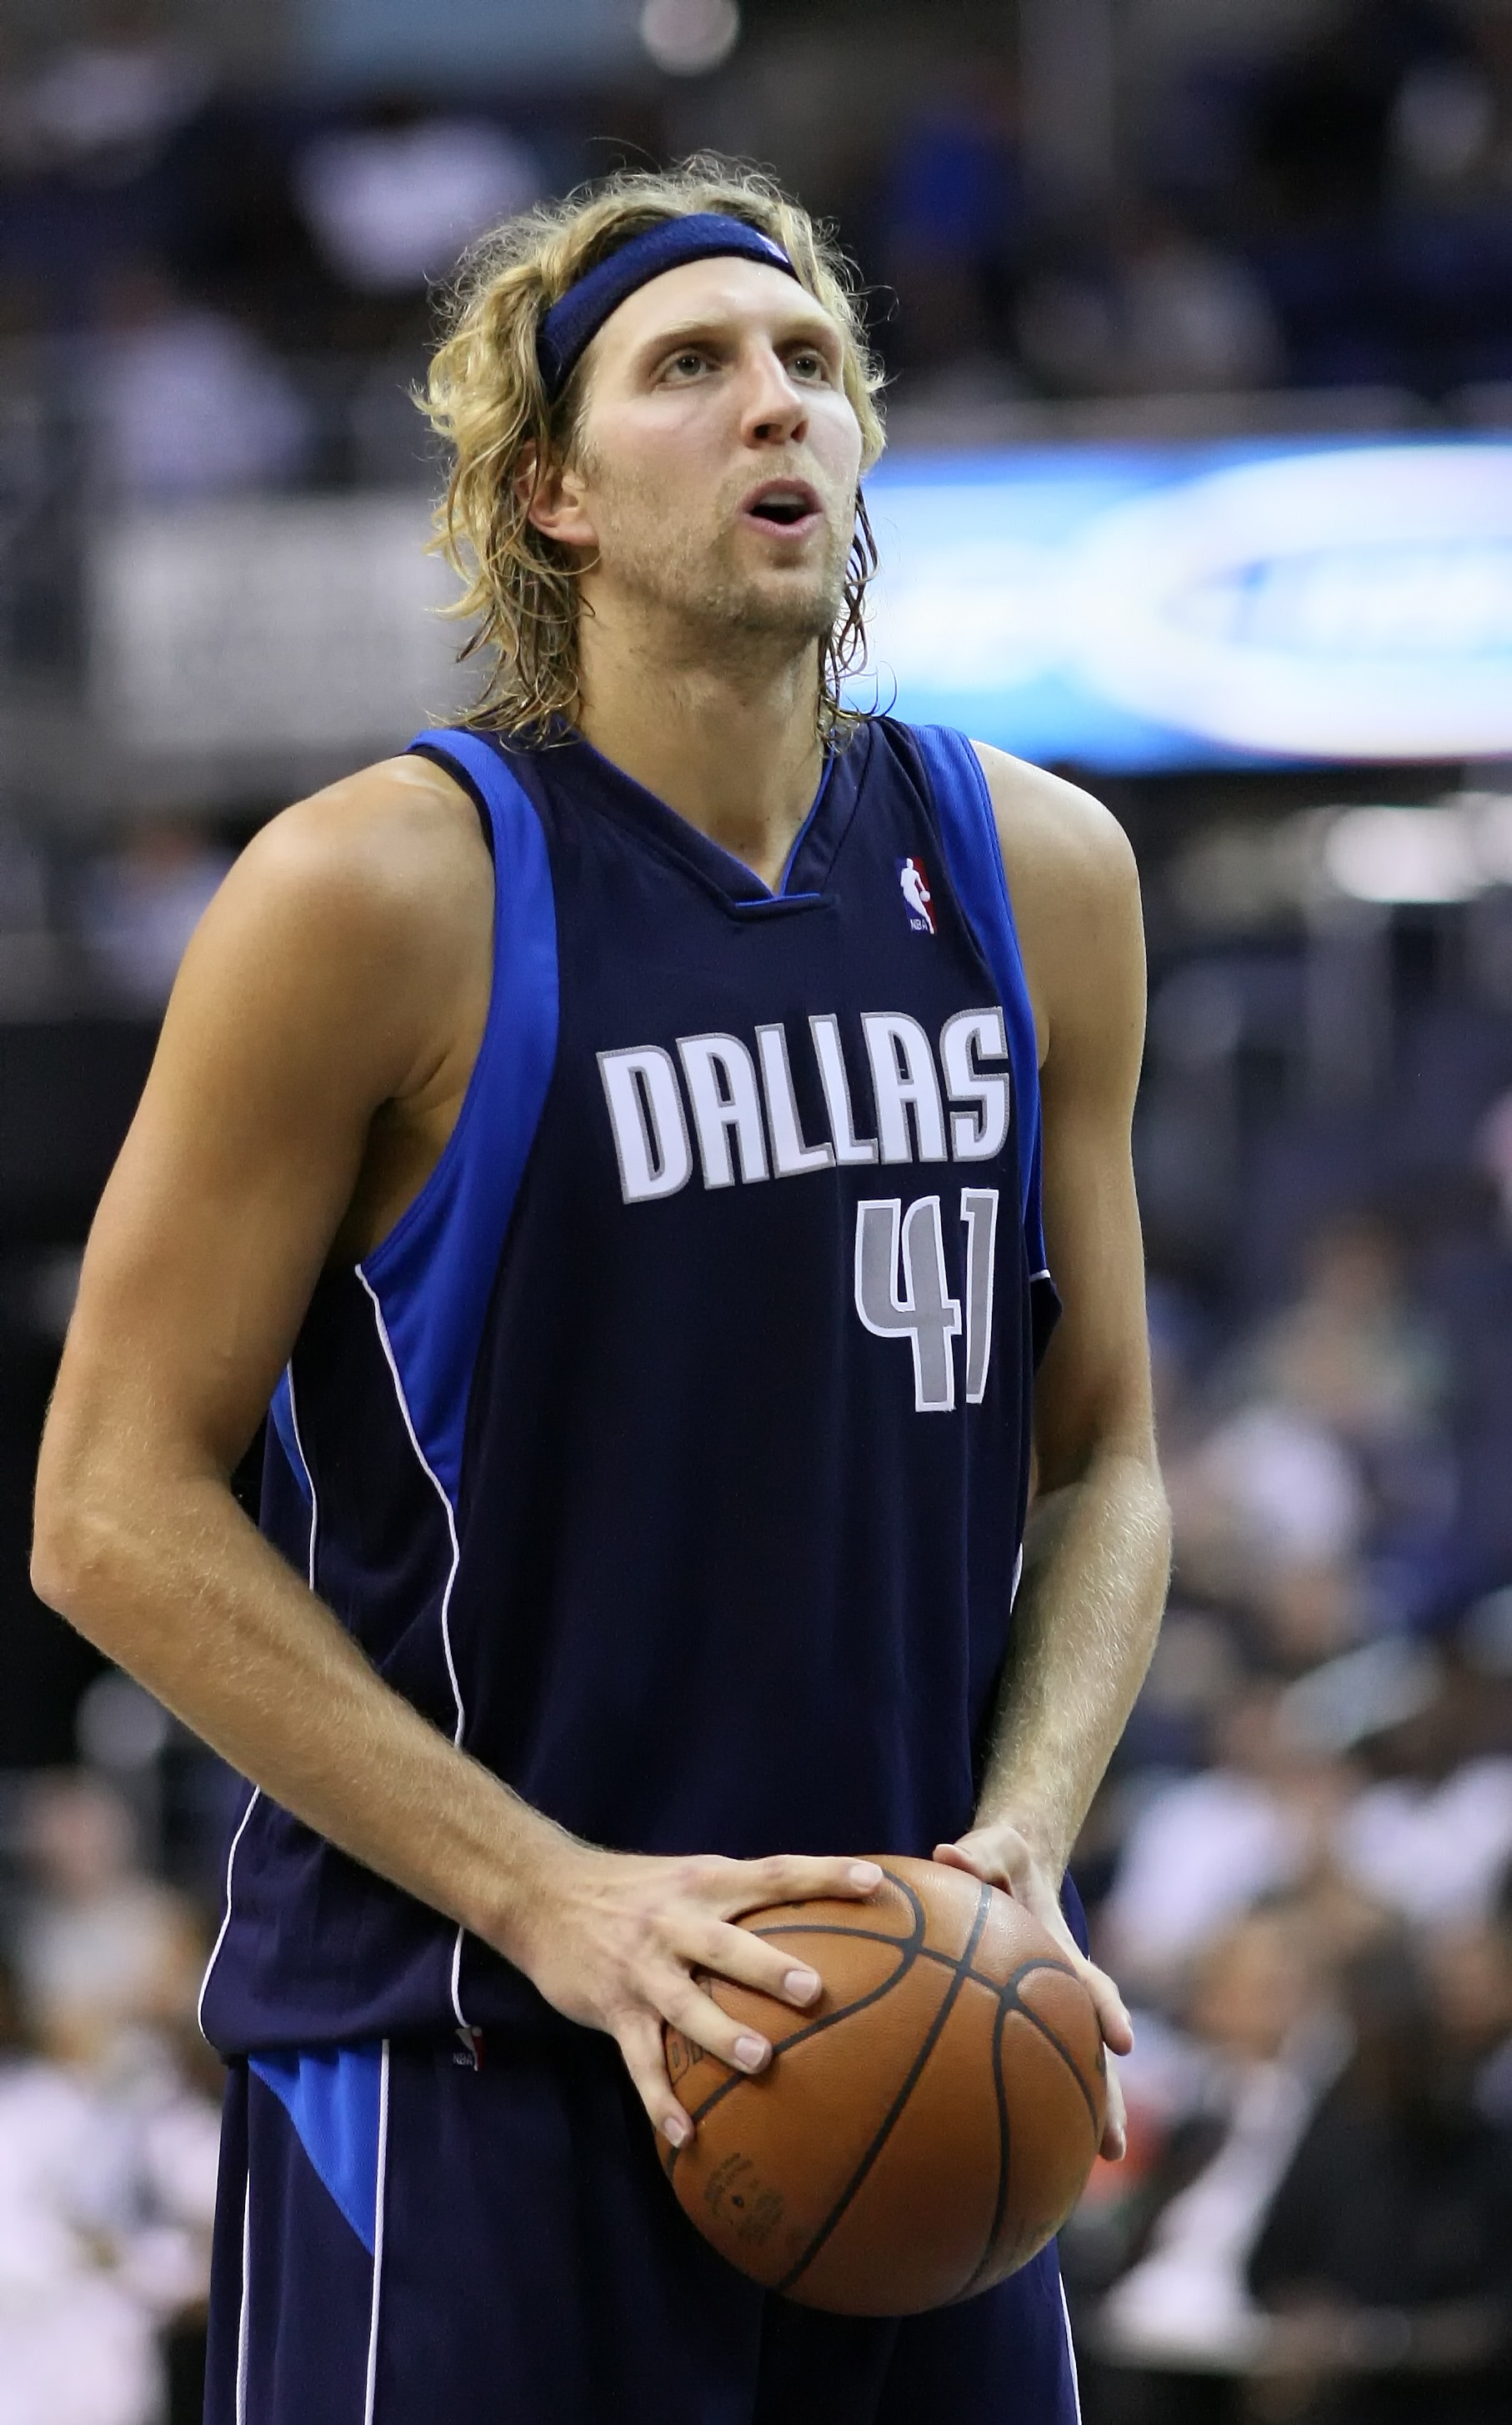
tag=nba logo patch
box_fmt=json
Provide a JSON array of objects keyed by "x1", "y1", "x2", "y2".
[{"x1": 898, "y1": 856, "x2": 936, "y2": 934}]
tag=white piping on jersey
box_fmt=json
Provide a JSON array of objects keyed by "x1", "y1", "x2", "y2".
[
  {"x1": 1060, "y1": 2275, "x2": 1084, "y2": 2425},
  {"x1": 287, "y1": 1365, "x2": 319, "y2": 1591},
  {"x1": 196, "y1": 1361, "x2": 318, "y2": 2038},
  {"x1": 363, "y1": 2038, "x2": 392, "y2": 2425},
  {"x1": 355, "y1": 1269, "x2": 471, "y2": 2033},
  {"x1": 197, "y1": 1787, "x2": 261, "y2": 2041},
  {"x1": 234, "y1": 2177, "x2": 250, "y2": 2425}
]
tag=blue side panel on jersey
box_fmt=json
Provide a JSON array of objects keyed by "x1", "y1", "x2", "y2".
[
  {"x1": 248, "y1": 2043, "x2": 383, "y2": 2253},
  {"x1": 912, "y1": 724, "x2": 1047, "y2": 1267},
  {"x1": 268, "y1": 1371, "x2": 313, "y2": 1510},
  {"x1": 356, "y1": 733, "x2": 560, "y2": 1505}
]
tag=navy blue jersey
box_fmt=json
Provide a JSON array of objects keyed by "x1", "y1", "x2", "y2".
[{"x1": 198, "y1": 716, "x2": 1057, "y2": 2056}]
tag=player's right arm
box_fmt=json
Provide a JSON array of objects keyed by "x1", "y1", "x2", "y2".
[{"x1": 29, "y1": 759, "x2": 872, "y2": 2144}]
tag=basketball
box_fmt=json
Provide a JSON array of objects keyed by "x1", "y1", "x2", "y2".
[{"x1": 662, "y1": 1856, "x2": 1106, "y2": 2316}]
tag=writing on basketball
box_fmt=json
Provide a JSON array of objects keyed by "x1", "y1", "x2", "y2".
[{"x1": 600, "y1": 1003, "x2": 1011, "y2": 1200}]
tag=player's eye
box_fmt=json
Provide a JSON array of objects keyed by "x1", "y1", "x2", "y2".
[
  {"x1": 663, "y1": 349, "x2": 712, "y2": 381},
  {"x1": 789, "y1": 348, "x2": 831, "y2": 382}
]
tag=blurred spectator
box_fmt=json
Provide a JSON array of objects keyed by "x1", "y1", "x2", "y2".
[
  {"x1": 1430, "y1": 1852, "x2": 1512, "y2": 2123},
  {"x1": 1169, "y1": 1405, "x2": 1365, "y2": 1615},
  {"x1": 13, "y1": 1773, "x2": 203, "y2": 2075},
  {"x1": 1336, "y1": 1661, "x2": 1512, "y2": 1931},
  {"x1": 0, "y1": 0, "x2": 208, "y2": 181},
  {"x1": 1389, "y1": 53, "x2": 1499, "y2": 195},
  {"x1": 1017, "y1": 207, "x2": 1282, "y2": 397},
  {"x1": 0, "y1": 1951, "x2": 164, "y2": 2425},
  {"x1": 876, "y1": 71, "x2": 1028, "y2": 387},
  {"x1": 1475, "y1": 1084, "x2": 1512, "y2": 1242},
  {"x1": 90, "y1": 265, "x2": 311, "y2": 501},
  {"x1": 75, "y1": 817, "x2": 233, "y2": 1010},
  {"x1": 1248, "y1": 1939, "x2": 1512, "y2": 2424},
  {"x1": 1101, "y1": 1683, "x2": 1360, "y2": 1999},
  {"x1": 1249, "y1": 0, "x2": 1476, "y2": 223},
  {"x1": 1229, "y1": 1214, "x2": 1449, "y2": 1453},
  {"x1": 0, "y1": 824, "x2": 60, "y2": 1010},
  {"x1": 293, "y1": 100, "x2": 541, "y2": 297},
  {"x1": 1094, "y1": 1905, "x2": 1350, "y2": 2387},
  {"x1": 1167, "y1": 1210, "x2": 1456, "y2": 1646}
]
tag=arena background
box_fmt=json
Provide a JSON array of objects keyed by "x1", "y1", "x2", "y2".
[{"x1": 2, "y1": 3, "x2": 1510, "y2": 2419}]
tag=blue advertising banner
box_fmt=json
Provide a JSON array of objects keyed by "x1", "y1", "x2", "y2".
[{"x1": 856, "y1": 438, "x2": 1512, "y2": 771}]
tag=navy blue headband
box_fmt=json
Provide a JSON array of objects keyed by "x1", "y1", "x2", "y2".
[{"x1": 537, "y1": 213, "x2": 799, "y2": 400}]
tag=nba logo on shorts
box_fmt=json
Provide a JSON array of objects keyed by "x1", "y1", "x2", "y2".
[{"x1": 898, "y1": 856, "x2": 935, "y2": 934}]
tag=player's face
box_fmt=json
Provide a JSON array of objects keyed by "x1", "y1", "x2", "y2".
[{"x1": 538, "y1": 258, "x2": 864, "y2": 650}]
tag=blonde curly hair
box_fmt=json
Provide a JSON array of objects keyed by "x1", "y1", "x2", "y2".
[{"x1": 422, "y1": 157, "x2": 886, "y2": 742}]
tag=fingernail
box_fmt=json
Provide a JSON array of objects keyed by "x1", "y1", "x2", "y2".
[
  {"x1": 784, "y1": 1967, "x2": 820, "y2": 2002},
  {"x1": 849, "y1": 1862, "x2": 883, "y2": 1888},
  {"x1": 733, "y1": 2032, "x2": 769, "y2": 2072},
  {"x1": 663, "y1": 2111, "x2": 690, "y2": 2147}
]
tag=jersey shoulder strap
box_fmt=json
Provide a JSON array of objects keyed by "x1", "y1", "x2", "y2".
[
  {"x1": 906, "y1": 723, "x2": 1050, "y2": 1294},
  {"x1": 336, "y1": 729, "x2": 558, "y2": 1504}
]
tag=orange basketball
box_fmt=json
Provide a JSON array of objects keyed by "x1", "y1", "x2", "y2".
[{"x1": 662, "y1": 1856, "x2": 1105, "y2": 2316}]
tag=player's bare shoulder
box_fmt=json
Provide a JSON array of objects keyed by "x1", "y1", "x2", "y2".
[
  {"x1": 967, "y1": 742, "x2": 1143, "y2": 1070},
  {"x1": 191, "y1": 749, "x2": 493, "y2": 1104},
  {"x1": 235, "y1": 750, "x2": 489, "y2": 1005}
]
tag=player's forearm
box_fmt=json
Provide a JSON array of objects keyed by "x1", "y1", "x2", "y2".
[
  {"x1": 30, "y1": 1464, "x2": 568, "y2": 1952},
  {"x1": 974, "y1": 1445, "x2": 1169, "y2": 1876}
]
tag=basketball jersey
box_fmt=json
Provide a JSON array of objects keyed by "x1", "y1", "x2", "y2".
[{"x1": 198, "y1": 715, "x2": 1059, "y2": 2056}]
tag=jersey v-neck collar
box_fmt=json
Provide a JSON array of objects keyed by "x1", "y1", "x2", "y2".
[{"x1": 547, "y1": 722, "x2": 872, "y2": 910}]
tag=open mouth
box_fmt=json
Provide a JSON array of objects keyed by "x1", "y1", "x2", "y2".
[{"x1": 743, "y1": 482, "x2": 821, "y2": 529}]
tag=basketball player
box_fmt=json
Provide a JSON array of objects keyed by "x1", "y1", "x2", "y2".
[{"x1": 32, "y1": 165, "x2": 1169, "y2": 2422}]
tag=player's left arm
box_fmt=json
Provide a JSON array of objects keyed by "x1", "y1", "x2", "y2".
[{"x1": 934, "y1": 745, "x2": 1172, "y2": 2159}]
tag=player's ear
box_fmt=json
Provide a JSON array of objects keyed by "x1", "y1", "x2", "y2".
[{"x1": 518, "y1": 443, "x2": 597, "y2": 553}]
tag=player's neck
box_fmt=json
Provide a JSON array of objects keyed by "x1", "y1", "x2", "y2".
[{"x1": 574, "y1": 619, "x2": 824, "y2": 891}]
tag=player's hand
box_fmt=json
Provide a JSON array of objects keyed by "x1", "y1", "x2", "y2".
[
  {"x1": 509, "y1": 1842, "x2": 884, "y2": 2148},
  {"x1": 932, "y1": 1821, "x2": 1132, "y2": 2161}
]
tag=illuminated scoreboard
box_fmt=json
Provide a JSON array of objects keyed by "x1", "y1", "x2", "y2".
[{"x1": 857, "y1": 438, "x2": 1512, "y2": 770}]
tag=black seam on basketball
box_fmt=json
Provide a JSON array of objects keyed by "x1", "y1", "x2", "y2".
[
  {"x1": 995, "y1": 1959, "x2": 1103, "y2": 2142},
  {"x1": 773, "y1": 1879, "x2": 995, "y2": 2297},
  {"x1": 964, "y1": 1978, "x2": 1015, "y2": 2296},
  {"x1": 663, "y1": 1869, "x2": 929, "y2": 2167},
  {"x1": 748, "y1": 1923, "x2": 921, "y2": 1949}
]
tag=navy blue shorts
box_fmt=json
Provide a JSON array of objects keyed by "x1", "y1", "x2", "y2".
[{"x1": 204, "y1": 2027, "x2": 1083, "y2": 2423}]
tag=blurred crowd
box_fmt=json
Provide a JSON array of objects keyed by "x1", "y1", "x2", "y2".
[
  {"x1": 0, "y1": 0, "x2": 1510, "y2": 516},
  {"x1": 3, "y1": 5, "x2": 1512, "y2": 2423},
  {"x1": 1068, "y1": 1207, "x2": 1512, "y2": 2421},
  {"x1": 0, "y1": 1770, "x2": 220, "y2": 2425}
]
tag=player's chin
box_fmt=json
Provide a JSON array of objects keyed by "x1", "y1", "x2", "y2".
[{"x1": 732, "y1": 563, "x2": 846, "y2": 639}]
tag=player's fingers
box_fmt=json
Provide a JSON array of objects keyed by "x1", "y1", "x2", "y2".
[
  {"x1": 934, "y1": 1830, "x2": 1034, "y2": 1892},
  {"x1": 687, "y1": 1916, "x2": 824, "y2": 2009},
  {"x1": 933, "y1": 1836, "x2": 1134, "y2": 2051},
  {"x1": 613, "y1": 2008, "x2": 692, "y2": 2149},
  {"x1": 1077, "y1": 1955, "x2": 1134, "y2": 2055},
  {"x1": 653, "y1": 1967, "x2": 774, "y2": 2078},
  {"x1": 1099, "y1": 2053, "x2": 1128, "y2": 2163},
  {"x1": 1029, "y1": 1922, "x2": 1134, "y2": 2061},
  {"x1": 721, "y1": 1854, "x2": 884, "y2": 1916}
]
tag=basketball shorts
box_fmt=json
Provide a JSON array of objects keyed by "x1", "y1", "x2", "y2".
[{"x1": 204, "y1": 2024, "x2": 1083, "y2": 2424}]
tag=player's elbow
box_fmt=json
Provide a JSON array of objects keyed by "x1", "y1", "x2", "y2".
[
  {"x1": 30, "y1": 1426, "x2": 145, "y2": 1645},
  {"x1": 32, "y1": 1470, "x2": 113, "y2": 1626}
]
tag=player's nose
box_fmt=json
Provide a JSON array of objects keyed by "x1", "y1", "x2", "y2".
[{"x1": 741, "y1": 343, "x2": 809, "y2": 446}]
